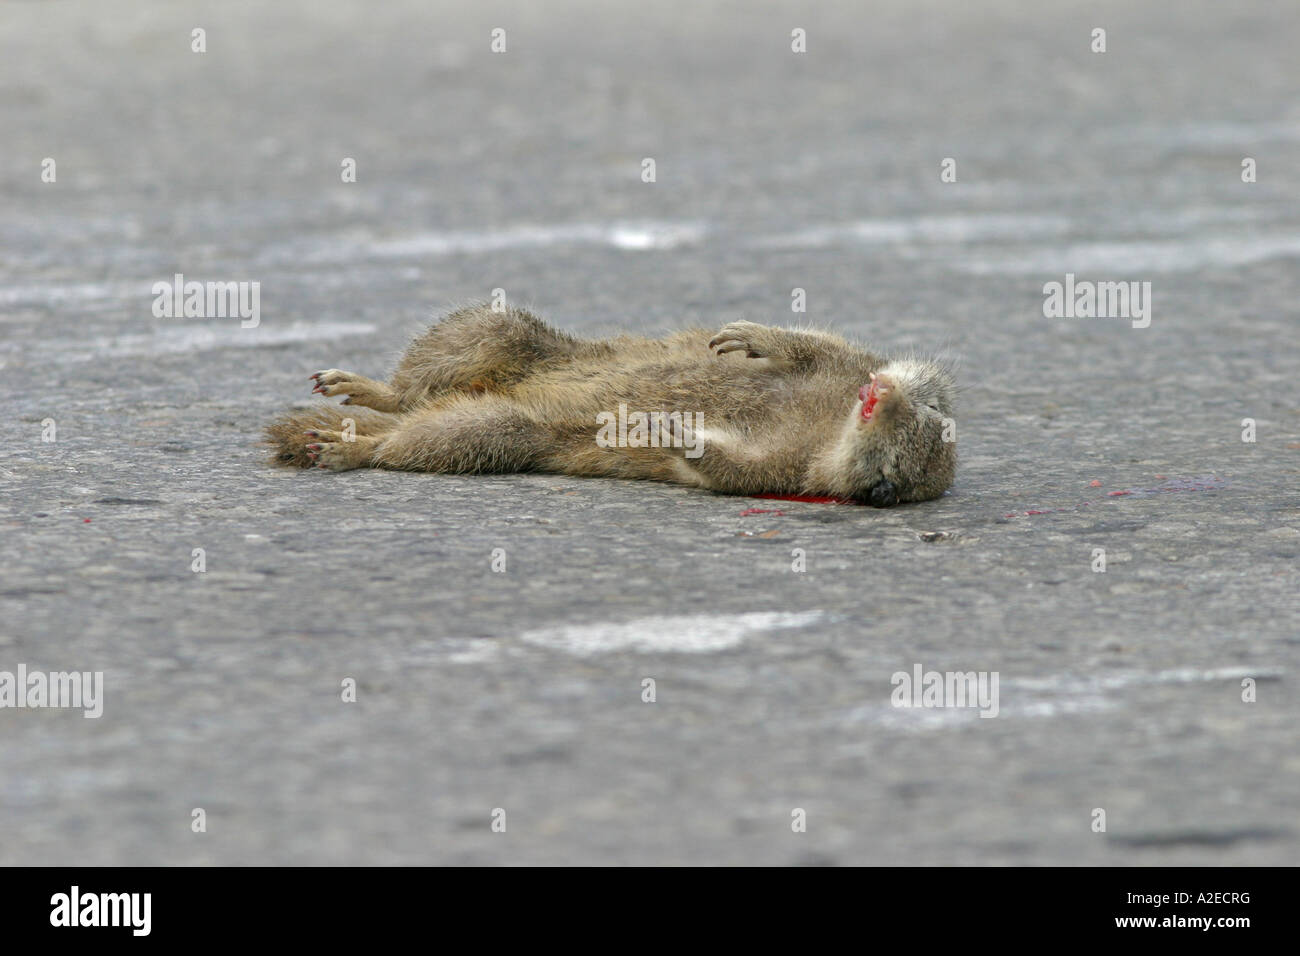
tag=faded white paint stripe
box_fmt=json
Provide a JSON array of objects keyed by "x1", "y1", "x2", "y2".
[{"x1": 520, "y1": 610, "x2": 825, "y2": 656}]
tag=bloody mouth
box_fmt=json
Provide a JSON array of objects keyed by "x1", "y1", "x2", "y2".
[{"x1": 859, "y1": 377, "x2": 882, "y2": 421}]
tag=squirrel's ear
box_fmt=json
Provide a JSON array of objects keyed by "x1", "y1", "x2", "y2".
[{"x1": 867, "y1": 479, "x2": 898, "y2": 508}]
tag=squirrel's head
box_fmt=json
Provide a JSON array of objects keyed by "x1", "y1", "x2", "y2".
[{"x1": 811, "y1": 358, "x2": 957, "y2": 505}]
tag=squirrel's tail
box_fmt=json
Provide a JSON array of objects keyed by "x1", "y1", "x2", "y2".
[{"x1": 264, "y1": 405, "x2": 398, "y2": 468}]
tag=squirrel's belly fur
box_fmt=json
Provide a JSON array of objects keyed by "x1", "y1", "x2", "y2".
[{"x1": 264, "y1": 304, "x2": 957, "y2": 506}]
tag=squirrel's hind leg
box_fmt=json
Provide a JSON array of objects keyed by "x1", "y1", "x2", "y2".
[
  {"x1": 369, "y1": 394, "x2": 549, "y2": 474},
  {"x1": 389, "y1": 304, "x2": 581, "y2": 407},
  {"x1": 309, "y1": 369, "x2": 402, "y2": 412}
]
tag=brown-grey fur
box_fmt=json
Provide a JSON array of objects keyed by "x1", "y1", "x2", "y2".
[{"x1": 264, "y1": 304, "x2": 957, "y2": 505}]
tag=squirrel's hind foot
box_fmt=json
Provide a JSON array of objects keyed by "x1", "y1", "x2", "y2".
[
  {"x1": 304, "y1": 434, "x2": 380, "y2": 472},
  {"x1": 310, "y1": 369, "x2": 402, "y2": 413}
]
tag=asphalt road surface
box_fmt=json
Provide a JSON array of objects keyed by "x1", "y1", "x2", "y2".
[{"x1": 1, "y1": 0, "x2": 1297, "y2": 864}]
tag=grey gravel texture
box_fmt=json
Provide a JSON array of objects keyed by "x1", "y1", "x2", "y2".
[{"x1": 1, "y1": 0, "x2": 1297, "y2": 865}]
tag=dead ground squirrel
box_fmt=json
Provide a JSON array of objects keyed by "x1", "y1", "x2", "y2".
[{"x1": 264, "y1": 304, "x2": 956, "y2": 505}]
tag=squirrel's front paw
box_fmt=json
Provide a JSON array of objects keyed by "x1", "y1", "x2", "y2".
[{"x1": 708, "y1": 321, "x2": 768, "y2": 358}]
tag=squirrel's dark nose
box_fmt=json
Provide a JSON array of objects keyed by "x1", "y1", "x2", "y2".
[{"x1": 867, "y1": 479, "x2": 898, "y2": 507}]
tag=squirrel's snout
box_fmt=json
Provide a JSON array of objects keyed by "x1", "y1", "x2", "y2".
[{"x1": 866, "y1": 478, "x2": 898, "y2": 507}]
